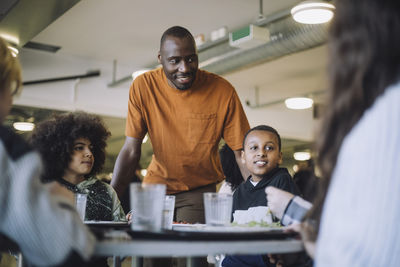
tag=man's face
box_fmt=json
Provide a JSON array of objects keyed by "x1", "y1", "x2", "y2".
[
  {"x1": 158, "y1": 36, "x2": 198, "y2": 90},
  {"x1": 241, "y1": 130, "x2": 282, "y2": 181}
]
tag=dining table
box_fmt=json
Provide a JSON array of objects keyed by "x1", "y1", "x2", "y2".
[{"x1": 89, "y1": 222, "x2": 304, "y2": 267}]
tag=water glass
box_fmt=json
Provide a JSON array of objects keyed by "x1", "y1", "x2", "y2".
[
  {"x1": 130, "y1": 183, "x2": 166, "y2": 232},
  {"x1": 162, "y1": 195, "x2": 175, "y2": 230},
  {"x1": 203, "y1": 192, "x2": 233, "y2": 226},
  {"x1": 75, "y1": 193, "x2": 87, "y2": 221}
]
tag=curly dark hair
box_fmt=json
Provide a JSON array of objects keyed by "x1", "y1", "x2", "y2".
[{"x1": 30, "y1": 111, "x2": 111, "y2": 182}]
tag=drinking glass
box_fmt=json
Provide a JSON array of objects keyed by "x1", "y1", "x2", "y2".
[
  {"x1": 75, "y1": 193, "x2": 87, "y2": 221},
  {"x1": 203, "y1": 193, "x2": 233, "y2": 226},
  {"x1": 162, "y1": 195, "x2": 175, "y2": 230},
  {"x1": 130, "y1": 183, "x2": 166, "y2": 232}
]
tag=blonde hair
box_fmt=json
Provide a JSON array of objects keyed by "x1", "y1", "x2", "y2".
[{"x1": 0, "y1": 37, "x2": 22, "y2": 94}]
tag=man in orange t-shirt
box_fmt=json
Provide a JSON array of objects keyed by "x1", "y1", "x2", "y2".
[{"x1": 111, "y1": 26, "x2": 249, "y2": 224}]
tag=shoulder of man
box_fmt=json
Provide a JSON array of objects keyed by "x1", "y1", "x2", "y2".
[
  {"x1": 0, "y1": 125, "x2": 33, "y2": 161},
  {"x1": 137, "y1": 68, "x2": 163, "y2": 80},
  {"x1": 198, "y1": 69, "x2": 236, "y2": 90}
]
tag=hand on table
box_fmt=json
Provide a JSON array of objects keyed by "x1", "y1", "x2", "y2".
[
  {"x1": 265, "y1": 186, "x2": 294, "y2": 220},
  {"x1": 126, "y1": 211, "x2": 132, "y2": 223}
]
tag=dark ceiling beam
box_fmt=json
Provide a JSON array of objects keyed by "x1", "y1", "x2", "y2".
[
  {"x1": 23, "y1": 70, "x2": 100, "y2": 86},
  {"x1": 0, "y1": 0, "x2": 81, "y2": 46}
]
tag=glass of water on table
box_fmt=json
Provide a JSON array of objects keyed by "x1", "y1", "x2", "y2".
[
  {"x1": 203, "y1": 192, "x2": 233, "y2": 226},
  {"x1": 162, "y1": 195, "x2": 176, "y2": 230}
]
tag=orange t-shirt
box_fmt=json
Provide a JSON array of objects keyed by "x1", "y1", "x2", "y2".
[{"x1": 125, "y1": 68, "x2": 250, "y2": 194}]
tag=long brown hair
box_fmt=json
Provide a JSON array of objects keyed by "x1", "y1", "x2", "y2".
[
  {"x1": 308, "y1": 0, "x2": 400, "y2": 238},
  {"x1": 0, "y1": 37, "x2": 21, "y2": 94}
]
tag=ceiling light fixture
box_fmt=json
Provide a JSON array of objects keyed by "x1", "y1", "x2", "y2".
[
  {"x1": 294, "y1": 151, "x2": 311, "y2": 161},
  {"x1": 291, "y1": 1, "x2": 335, "y2": 24},
  {"x1": 13, "y1": 122, "x2": 35, "y2": 131},
  {"x1": 285, "y1": 97, "x2": 313, "y2": 110}
]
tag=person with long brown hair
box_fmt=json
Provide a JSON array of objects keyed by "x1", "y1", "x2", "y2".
[
  {"x1": 266, "y1": 0, "x2": 400, "y2": 265},
  {"x1": 305, "y1": 0, "x2": 400, "y2": 265}
]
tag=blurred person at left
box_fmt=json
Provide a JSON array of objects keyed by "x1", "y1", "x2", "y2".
[{"x1": 0, "y1": 37, "x2": 96, "y2": 266}]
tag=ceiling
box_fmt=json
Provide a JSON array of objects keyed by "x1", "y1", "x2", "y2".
[{"x1": 0, "y1": 0, "x2": 330, "y2": 173}]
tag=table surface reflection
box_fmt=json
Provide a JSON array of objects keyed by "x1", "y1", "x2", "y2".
[{"x1": 93, "y1": 225, "x2": 304, "y2": 257}]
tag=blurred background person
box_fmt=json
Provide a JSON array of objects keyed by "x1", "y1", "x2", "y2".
[{"x1": 293, "y1": 160, "x2": 319, "y2": 202}]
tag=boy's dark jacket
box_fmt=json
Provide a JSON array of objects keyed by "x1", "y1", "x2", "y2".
[{"x1": 232, "y1": 167, "x2": 300, "y2": 212}]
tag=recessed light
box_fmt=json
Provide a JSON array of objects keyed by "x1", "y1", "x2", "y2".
[
  {"x1": 294, "y1": 151, "x2": 311, "y2": 161},
  {"x1": 13, "y1": 122, "x2": 35, "y2": 131},
  {"x1": 291, "y1": 1, "x2": 335, "y2": 24},
  {"x1": 285, "y1": 97, "x2": 313, "y2": 109}
]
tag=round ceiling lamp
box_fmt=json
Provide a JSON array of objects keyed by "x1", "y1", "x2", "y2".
[
  {"x1": 13, "y1": 122, "x2": 35, "y2": 131},
  {"x1": 294, "y1": 151, "x2": 311, "y2": 161},
  {"x1": 285, "y1": 97, "x2": 313, "y2": 110},
  {"x1": 291, "y1": 1, "x2": 335, "y2": 24}
]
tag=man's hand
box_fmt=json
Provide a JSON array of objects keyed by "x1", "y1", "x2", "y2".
[
  {"x1": 265, "y1": 186, "x2": 294, "y2": 220},
  {"x1": 111, "y1": 136, "x2": 142, "y2": 197}
]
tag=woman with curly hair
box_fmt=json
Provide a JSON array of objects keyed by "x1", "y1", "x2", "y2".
[{"x1": 31, "y1": 111, "x2": 125, "y2": 221}]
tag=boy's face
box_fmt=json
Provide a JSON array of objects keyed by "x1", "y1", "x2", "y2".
[{"x1": 241, "y1": 130, "x2": 282, "y2": 181}]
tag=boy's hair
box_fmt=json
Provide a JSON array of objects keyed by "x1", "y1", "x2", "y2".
[
  {"x1": 242, "y1": 125, "x2": 281, "y2": 151},
  {"x1": 30, "y1": 111, "x2": 111, "y2": 182},
  {"x1": 0, "y1": 37, "x2": 22, "y2": 94}
]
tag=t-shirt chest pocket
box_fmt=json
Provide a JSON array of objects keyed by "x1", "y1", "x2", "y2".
[{"x1": 188, "y1": 113, "x2": 217, "y2": 144}]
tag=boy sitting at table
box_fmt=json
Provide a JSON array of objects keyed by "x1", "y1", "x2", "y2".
[
  {"x1": 30, "y1": 111, "x2": 126, "y2": 222},
  {"x1": 222, "y1": 125, "x2": 300, "y2": 267}
]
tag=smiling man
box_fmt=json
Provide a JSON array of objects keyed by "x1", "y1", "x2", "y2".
[{"x1": 112, "y1": 26, "x2": 250, "y2": 227}]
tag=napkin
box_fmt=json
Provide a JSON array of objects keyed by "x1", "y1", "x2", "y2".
[{"x1": 233, "y1": 206, "x2": 272, "y2": 224}]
